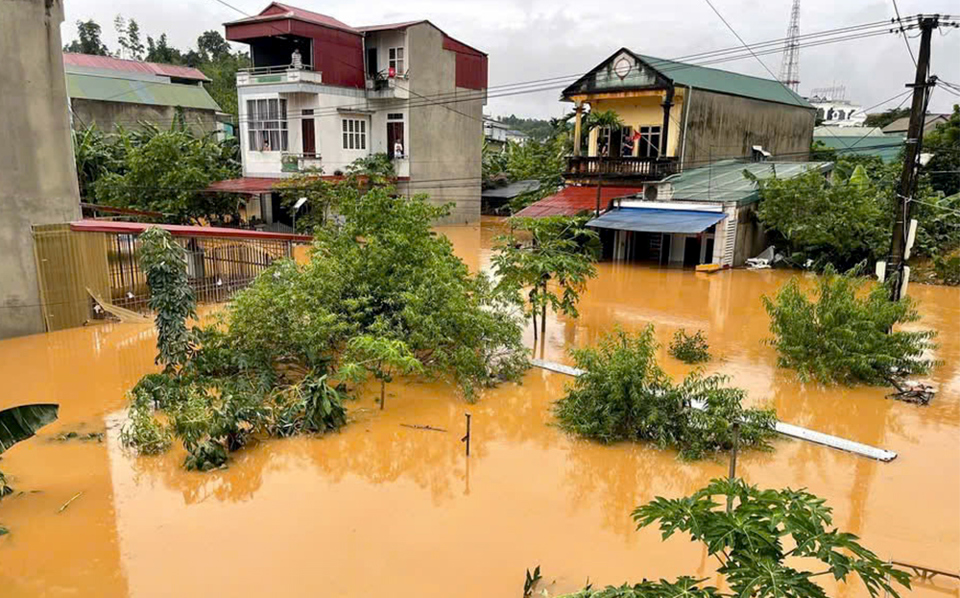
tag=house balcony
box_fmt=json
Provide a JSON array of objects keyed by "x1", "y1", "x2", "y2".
[
  {"x1": 564, "y1": 156, "x2": 679, "y2": 182},
  {"x1": 280, "y1": 152, "x2": 323, "y2": 174},
  {"x1": 364, "y1": 74, "x2": 410, "y2": 100},
  {"x1": 236, "y1": 66, "x2": 323, "y2": 88}
]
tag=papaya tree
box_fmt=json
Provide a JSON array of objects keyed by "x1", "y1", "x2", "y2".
[
  {"x1": 561, "y1": 477, "x2": 911, "y2": 598},
  {"x1": 1, "y1": 404, "x2": 59, "y2": 535},
  {"x1": 493, "y1": 215, "x2": 599, "y2": 343}
]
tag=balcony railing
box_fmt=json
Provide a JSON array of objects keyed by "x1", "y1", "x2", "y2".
[
  {"x1": 564, "y1": 156, "x2": 679, "y2": 181},
  {"x1": 236, "y1": 66, "x2": 323, "y2": 86},
  {"x1": 280, "y1": 153, "x2": 323, "y2": 173}
]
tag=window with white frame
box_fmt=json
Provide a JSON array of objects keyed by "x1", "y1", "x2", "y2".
[
  {"x1": 388, "y1": 47, "x2": 405, "y2": 75},
  {"x1": 342, "y1": 118, "x2": 367, "y2": 150},
  {"x1": 246, "y1": 98, "x2": 288, "y2": 151}
]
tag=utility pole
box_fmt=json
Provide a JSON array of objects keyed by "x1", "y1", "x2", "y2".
[{"x1": 886, "y1": 15, "x2": 939, "y2": 301}]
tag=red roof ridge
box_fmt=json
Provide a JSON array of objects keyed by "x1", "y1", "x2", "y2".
[{"x1": 225, "y1": 2, "x2": 359, "y2": 34}]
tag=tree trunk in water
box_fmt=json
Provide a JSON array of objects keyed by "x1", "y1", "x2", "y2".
[
  {"x1": 380, "y1": 379, "x2": 386, "y2": 410},
  {"x1": 540, "y1": 283, "x2": 547, "y2": 340},
  {"x1": 531, "y1": 300, "x2": 538, "y2": 343}
]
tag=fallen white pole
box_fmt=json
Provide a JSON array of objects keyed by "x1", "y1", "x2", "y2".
[{"x1": 530, "y1": 359, "x2": 898, "y2": 462}]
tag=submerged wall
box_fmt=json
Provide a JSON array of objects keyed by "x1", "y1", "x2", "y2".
[{"x1": 0, "y1": 0, "x2": 81, "y2": 338}]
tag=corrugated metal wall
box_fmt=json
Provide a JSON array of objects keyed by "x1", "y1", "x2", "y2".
[
  {"x1": 442, "y1": 35, "x2": 488, "y2": 91},
  {"x1": 32, "y1": 224, "x2": 111, "y2": 331}
]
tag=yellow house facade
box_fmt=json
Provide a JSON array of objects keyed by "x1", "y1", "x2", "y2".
[{"x1": 562, "y1": 49, "x2": 816, "y2": 181}]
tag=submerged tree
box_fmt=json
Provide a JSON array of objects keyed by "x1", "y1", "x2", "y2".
[
  {"x1": 762, "y1": 265, "x2": 938, "y2": 387},
  {"x1": 554, "y1": 326, "x2": 775, "y2": 460},
  {"x1": 339, "y1": 334, "x2": 423, "y2": 410},
  {"x1": 560, "y1": 478, "x2": 910, "y2": 598},
  {"x1": 138, "y1": 227, "x2": 196, "y2": 372},
  {"x1": 493, "y1": 215, "x2": 599, "y2": 343}
]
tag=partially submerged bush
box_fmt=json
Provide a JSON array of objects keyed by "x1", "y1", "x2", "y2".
[
  {"x1": 668, "y1": 329, "x2": 711, "y2": 363},
  {"x1": 763, "y1": 265, "x2": 939, "y2": 386},
  {"x1": 125, "y1": 167, "x2": 528, "y2": 471},
  {"x1": 554, "y1": 326, "x2": 776, "y2": 460}
]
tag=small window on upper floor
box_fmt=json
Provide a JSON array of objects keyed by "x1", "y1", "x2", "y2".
[
  {"x1": 342, "y1": 118, "x2": 367, "y2": 150},
  {"x1": 389, "y1": 47, "x2": 405, "y2": 76}
]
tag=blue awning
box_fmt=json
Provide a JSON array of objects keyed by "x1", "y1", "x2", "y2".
[{"x1": 587, "y1": 208, "x2": 726, "y2": 234}]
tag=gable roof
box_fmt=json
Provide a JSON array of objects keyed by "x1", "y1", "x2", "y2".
[
  {"x1": 563, "y1": 48, "x2": 811, "y2": 108},
  {"x1": 224, "y1": 2, "x2": 359, "y2": 34},
  {"x1": 356, "y1": 20, "x2": 427, "y2": 32},
  {"x1": 882, "y1": 113, "x2": 950, "y2": 134},
  {"x1": 63, "y1": 53, "x2": 210, "y2": 82}
]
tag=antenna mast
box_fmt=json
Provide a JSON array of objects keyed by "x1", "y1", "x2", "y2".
[{"x1": 779, "y1": 0, "x2": 801, "y2": 92}]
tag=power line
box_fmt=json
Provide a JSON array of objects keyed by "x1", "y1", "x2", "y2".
[{"x1": 892, "y1": 0, "x2": 919, "y2": 66}]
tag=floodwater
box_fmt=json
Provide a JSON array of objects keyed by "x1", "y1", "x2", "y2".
[{"x1": 1, "y1": 219, "x2": 958, "y2": 597}]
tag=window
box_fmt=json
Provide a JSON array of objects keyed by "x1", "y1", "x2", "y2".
[
  {"x1": 387, "y1": 113, "x2": 404, "y2": 120},
  {"x1": 637, "y1": 125, "x2": 661, "y2": 158},
  {"x1": 246, "y1": 98, "x2": 288, "y2": 151},
  {"x1": 388, "y1": 47, "x2": 405, "y2": 75},
  {"x1": 342, "y1": 118, "x2": 367, "y2": 150}
]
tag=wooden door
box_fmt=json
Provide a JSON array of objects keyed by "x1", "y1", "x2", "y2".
[{"x1": 301, "y1": 116, "x2": 315, "y2": 157}]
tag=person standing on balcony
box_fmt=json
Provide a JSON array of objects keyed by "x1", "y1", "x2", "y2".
[
  {"x1": 393, "y1": 139, "x2": 404, "y2": 159},
  {"x1": 291, "y1": 48, "x2": 303, "y2": 70}
]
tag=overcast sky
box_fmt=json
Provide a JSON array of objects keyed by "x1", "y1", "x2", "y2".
[{"x1": 62, "y1": 0, "x2": 960, "y2": 118}]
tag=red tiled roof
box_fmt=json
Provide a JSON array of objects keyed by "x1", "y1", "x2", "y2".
[
  {"x1": 226, "y1": 2, "x2": 359, "y2": 34},
  {"x1": 63, "y1": 53, "x2": 210, "y2": 82},
  {"x1": 514, "y1": 185, "x2": 643, "y2": 218},
  {"x1": 70, "y1": 220, "x2": 313, "y2": 243}
]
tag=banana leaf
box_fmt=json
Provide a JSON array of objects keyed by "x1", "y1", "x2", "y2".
[{"x1": 0, "y1": 404, "x2": 59, "y2": 454}]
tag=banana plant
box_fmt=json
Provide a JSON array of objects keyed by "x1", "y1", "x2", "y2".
[{"x1": 1, "y1": 404, "x2": 59, "y2": 530}]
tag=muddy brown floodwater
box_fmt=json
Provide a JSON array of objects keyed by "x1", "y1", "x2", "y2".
[{"x1": 1, "y1": 218, "x2": 958, "y2": 598}]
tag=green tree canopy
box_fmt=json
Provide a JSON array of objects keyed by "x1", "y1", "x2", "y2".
[
  {"x1": 63, "y1": 19, "x2": 110, "y2": 55},
  {"x1": 762, "y1": 265, "x2": 938, "y2": 386},
  {"x1": 93, "y1": 126, "x2": 241, "y2": 223}
]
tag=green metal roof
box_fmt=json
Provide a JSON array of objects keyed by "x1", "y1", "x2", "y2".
[
  {"x1": 662, "y1": 160, "x2": 832, "y2": 205},
  {"x1": 66, "y1": 72, "x2": 221, "y2": 111},
  {"x1": 638, "y1": 54, "x2": 812, "y2": 108},
  {"x1": 813, "y1": 127, "x2": 904, "y2": 163}
]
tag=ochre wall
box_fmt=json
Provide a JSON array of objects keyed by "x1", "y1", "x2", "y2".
[{"x1": 586, "y1": 90, "x2": 686, "y2": 158}]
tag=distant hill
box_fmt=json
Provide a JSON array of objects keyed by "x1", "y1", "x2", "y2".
[{"x1": 492, "y1": 115, "x2": 555, "y2": 142}]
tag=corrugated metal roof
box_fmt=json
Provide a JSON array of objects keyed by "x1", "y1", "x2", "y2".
[
  {"x1": 63, "y1": 53, "x2": 210, "y2": 81},
  {"x1": 661, "y1": 160, "x2": 832, "y2": 205},
  {"x1": 813, "y1": 129, "x2": 904, "y2": 163},
  {"x1": 638, "y1": 54, "x2": 811, "y2": 108},
  {"x1": 514, "y1": 185, "x2": 643, "y2": 218},
  {"x1": 587, "y1": 208, "x2": 726, "y2": 233},
  {"x1": 356, "y1": 20, "x2": 426, "y2": 32},
  {"x1": 66, "y1": 72, "x2": 221, "y2": 111},
  {"x1": 482, "y1": 180, "x2": 541, "y2": 200},
  {"x1": 225, "y1": 2, "x2": 360, "y2": 34}
]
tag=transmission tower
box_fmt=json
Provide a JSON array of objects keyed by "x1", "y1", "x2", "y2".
[{"x1": 779, "y1": 0, "x2": 801, "y2": 92}]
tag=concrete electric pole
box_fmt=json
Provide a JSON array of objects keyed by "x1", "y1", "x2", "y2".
[{"x1": 885, "y1": 15, "x2": 939, "y2": 301}]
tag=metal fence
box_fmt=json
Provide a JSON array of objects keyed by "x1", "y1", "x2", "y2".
[
  {"x1": 33, "y1": 223, "x2": 306, "y2": 331},
  {"x1": 107, "y1": 233, "x2": 292, "y2": 312}
]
